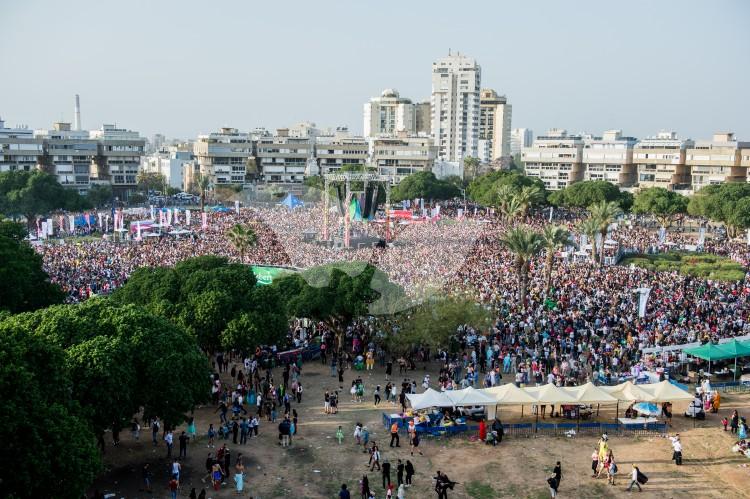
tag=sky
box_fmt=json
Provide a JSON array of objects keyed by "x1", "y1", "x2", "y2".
[{"x1": 1, "y1": 0, "x2": 749, "y2": 141}]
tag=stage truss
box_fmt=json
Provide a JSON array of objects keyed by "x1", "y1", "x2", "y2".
[{"x1": 323, "y1": 172, "x2": 392, "y2": 247}]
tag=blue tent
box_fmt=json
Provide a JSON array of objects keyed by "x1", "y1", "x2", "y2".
[{"x1": 279, "y1": 193, "x2": 304, "y2": 209}]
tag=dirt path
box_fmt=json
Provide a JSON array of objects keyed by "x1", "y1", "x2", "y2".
[{"x1": 90, "y1": 361, "x2": 750, "y2": 499}]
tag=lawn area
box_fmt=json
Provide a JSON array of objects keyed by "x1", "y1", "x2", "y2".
[{"x1": 620, "y1": 252, "x2": 747, "y2": 281}]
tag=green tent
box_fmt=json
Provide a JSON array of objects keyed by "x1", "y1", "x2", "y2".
[
  {"x1": 717, "y1": 339, "x2": 750, "y2": 380},
  {"x1": 684, "y1": 340, "x2": 750, "y2": 380}
]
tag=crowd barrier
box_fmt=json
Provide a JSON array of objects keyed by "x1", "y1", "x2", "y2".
[{"x1": 712, "y1": 381, "x2": 750, "y2": 393}]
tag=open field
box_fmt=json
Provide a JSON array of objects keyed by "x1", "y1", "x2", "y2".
[{"x1": 90, "y1": 361, "x2": 750, "y2": 499}]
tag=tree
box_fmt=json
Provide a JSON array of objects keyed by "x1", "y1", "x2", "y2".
[
  {"x1": 588, "y1": 201, "x2": 623, "y2": 264},
  {"x1": 227, "y1": 223, "x2": 258, "y2": 263},
  {"x1": 0, "y1": 171, "x2": 74, "y2": 226},
  {"x1": 137, "y1": 171, "x2": 167, "y2": 194},
  {"x1": 515, "y1": 184, "x2": 545, "y2": 218},
  {"x1": 540, "y1": 225, "x2": 572, "y2": 294},
  {"x1": 197, "y1": 174, "x2": 211, "y2": 212},
  {"x1": 0, "y1": 321, "x2": 101, "y2": 499},
  {"x1": 577, "y1": 217, "x2": 600, "y2": 264},
  {"x1": 499, "y1": 226, "x2": 542, "y2": 309},
  {"x1": 86, "y1": 184, "x2": 113, "y2": 208},
  {"x1": 391, "y1": 171, "x2": 460, "y2": 202},
  {"x1": 0, "y1": 223, "x2": 65, "y2": 313},
  {"x1": 548, "y1": 180, "x2": 630, "y2": 210},
  {"x1": 688, "y1": 183, "x2": 750, "y2": 238},
  {"x1": 632, "y1": 187, "x2": 688, "y2": 228},
  {"x1": 466, "y1": 170, "x2": 546, "y2": 207},
  {"x1": 463, "y1": 156, "x2": 480, "y2": 182}
]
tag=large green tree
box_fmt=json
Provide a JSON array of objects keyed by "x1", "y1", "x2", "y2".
[
  {"x1": 632, "y1": 187, "x2": 688, "y2": 228},
  {"x1": 0, "y1": 170, "x2": 89, "y2": 225},
  {"x1": 86, "y1": 184, "x2": 113, "y2": 208},
  {"x1": 548, "y1": 180, "x2": 632, "y2": 210},
  {"x1": 688, "y1": 183, "x2": 750, "y2": 237},
  {"x1": 0, "y1": 221, "x2": 65, "y2": 313},
  {"x1": 391, "y1": 171, "x2": 460, "y2": 202},
  {"x1": 466, "y1": 170, "x2": 546, "y2": 207}
]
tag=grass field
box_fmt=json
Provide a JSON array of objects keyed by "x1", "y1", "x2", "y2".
[{"x1": 621, "y1": 252, "x2": 747, "y2": 281}]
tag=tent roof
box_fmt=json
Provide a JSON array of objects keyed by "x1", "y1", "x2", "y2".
[
  {"x1": 407, "y1": 388, "x2": 451, "y2": 410},
  {"x1": 684, "y1": 342, "x2": 736, "y2": 361},
  {"x1": 716, "y1": 339, "x2": 750, "y2": 359},
  {"x1": 524, "y1": 384, "x2": 578, "y2": 404},
  {"x1": 638, "y1": 381, "x2": 694, "y2": 402},
  {"x1": 443, "y1": 387, "x2": 496, "y2": 406},
  {"x1": 561, "y1": 382, "x2": 619, "y2": 404},
  {"x1": 601, "y1": 381, "x2": 655, "y2": 402},
  {"x1": 480, "y1": 384, "x2": 537, "y2": 405}
]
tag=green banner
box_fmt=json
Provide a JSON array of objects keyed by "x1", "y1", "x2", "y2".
[{"x1": 251, "y1": 265, "x2": 294, "y2": 285}]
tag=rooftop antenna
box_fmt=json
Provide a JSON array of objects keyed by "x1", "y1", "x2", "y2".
[{"x1": 74, "y1": 94, "x2": 81, "y2": 130}]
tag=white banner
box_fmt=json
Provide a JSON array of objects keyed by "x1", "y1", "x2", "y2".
[
  {"x1": 150, "y1": 205, "x2": 155, "y2": 220},
  {"x1": 186, "y1": 209, "x2": 191, "y2": 226},
  {"x1": 658, "y1": 227, "x2": 666, "y2": 243},
  {"x1": 40, "y1": 221, "x2": 48, "y2": 239},
  {"x1": 69, "y1": 215, "x2": 76, "y2": 232},
  {"x1": 235, "y1": 200, "x2": 240, "y2": 214},
  {"x1": 46, "y1": 218, "x2": 53, "y2": 235},
  {"x1": 549, "y1": 206, "x2": 554, "y2": 222},
  {"x1": 202, "y1": 211, "x2": 208, "y2": 229},
  {"x1": 97, "y1": 213, "x2": 103, "y2": 229},
  {"x1": 698, "y1": 227, "x2": 705, "y2": 245},
  {"x1": 636, "y1": 287, "x2": 651, "y2": 318}
]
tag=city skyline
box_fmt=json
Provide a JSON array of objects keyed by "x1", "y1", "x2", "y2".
[{"x1": 1, "y1": 0, "x2": 749, "y2": 140}]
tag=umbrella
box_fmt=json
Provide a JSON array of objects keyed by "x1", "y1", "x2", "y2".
[{"x1": 632, "y1": 402, "x2": 660, "y2": 417}]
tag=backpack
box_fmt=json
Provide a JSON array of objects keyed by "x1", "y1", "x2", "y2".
[{"x1": 637, "y1": 470, "x2": 648, "y2": 484}]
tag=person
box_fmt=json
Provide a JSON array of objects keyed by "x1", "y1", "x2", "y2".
[
  {"x1": 397, "y1": 483, "x2": 406, "y2": 499},
  {"x1": 410, "y1": 431, "x2": 423, "y2": 456},
  {"x1": 187, "y1": 416, "x2": 197, "y2": 440},
  {"x1": 131, "y1": 418, "x2": 141, "y2": 440},
  {"x1": 478, "y1": 419, "x2": 487, "y2": 442},
  {"x1": 491, "y1": 418, "x2": 504, "y2": 445},
  {"x1": 169, "y1": 475, "x2": 179, "y2": 499},
  {"x1": 179, "y1": 431, "x2": 189, "y2": 459},
  {"x1": 207, "y1": 423, "x2": 216, "y2": 448},
  {"x1": 386, "y1": 483, "x2": 394, "y2": 498},
  {"x1": 730, "y1": 410, "x2": 739, "y2": 434},
  {"x1": 234, "y1": 456, "x2": 245, "y2": 495},
  {"x1": 382, "y1": 459, "x2": 392, "y2": 489},
  {"x1": 591, "y1": 447, "x2": 599, "y2": 478},
  {"x1": 405, "y1": 460, "x2": 415, "y2": 486},
  {"x1": 607, "y1": 453, "x2": 618, "y2": 486},
  {"x1": 370, "y1": 445, "x2": 381, "y2": 471},
  {"x1": 547, "y1": 473, "x2": 559, "y2": 498},
  {"x1": 198, "y1": 489, "x2": 207, "y2": 499},
  {"x1": 339, "y1": 483, "x2": 351, "y2": 499},
  {"x1": 362, "y1": 426, "x2": 370, "y2": 452},
  {"x1": 553, "y1": 461, "x2": 561, "y2": 487},
  {"x1": 164, "y1": 430, "x2": 174, "y2": 457},
  {"x1": 374, "y1": 385, "x2": 382, "y2": 406},
  {"x1": 337, "y1": 425, "x2": 345, "y2": 444},
  {"x1": 670, "y1": 434, "x2": 683, "y2": 465},
  {"x1": 202, "y1": 452, "x2": 214, "y2": 484},
  {"x1": 390, "y1": 421, "x2": 400, "y2": 447},
  {"x1": 434, "y1": 471, "x2": 454, "y2": 499},
  {"x1": 360, "y1": 474, "x2": 370, "y2": 499},
  {"x1": 721, "y1": 416, "x2": 729, "y2": 431},
  {"x1": 142, "y1": 463, "x2": 153, "y2": 493},
  {"x1": 397, "y1": 459, "x2": 404, "y2": 486},
  {"x1": 171, "y1": 458, "x2": 182, "y2": 482},
  {"x1": 211, "y1": 461, "x2": 223, "y2": 491},
  {"x1": 627, "y1": 464, "x2": 644, "y2": 492}
]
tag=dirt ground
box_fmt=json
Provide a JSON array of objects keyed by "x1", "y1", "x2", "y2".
[{"x1": 90, "y1": 360, "x2": 750, "y2": 499}]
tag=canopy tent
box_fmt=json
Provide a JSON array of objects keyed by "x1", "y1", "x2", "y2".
[
  {"x1": 716, "y1": 339, "x2": 750, "y2": 380},
  {"x1": 443, "y1": 387, "x2": 496, "y2": 407},
  {"x1": 279, "y1": 193, "x2": 304, "y2": 209},
  {"x1": 684, "y1": 340, "x2": 750, "y2": 378},
  {"x1": 406, "y1": 388, "x2": 452, "y2": 410},
  {"x1": 561, "y1": 382, "x2": 618, "y2": 404},
  {"x1": 601, "y1": 381, "x2": 655, "y2": 402},
  {"x1": 479, "y1": 384, "x2": 537, "y2": 405},
  {"x1": 638, "y1": 381, "x2": 693, "y2": 402},
  {"x1": 524, "y1": 384, "x2": 578, "y2": 404}
]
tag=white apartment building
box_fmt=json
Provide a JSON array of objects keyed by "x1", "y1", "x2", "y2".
[
  {"x1": 510, "y1": 128, "x2": 533, "y2": 156},
  {"x1": 143, "y1": 145, "x2": 193, "y2": 190},
  {"x1": 193, "y1": 127, "x2": 252, "y2": 186},
  {"x1": 743, "y1": 148, "x2": 750, "y2": 182},
  {"x1": 370, "y1": 133, "x2": 437, "y2": 183},
  {"x1": 89, "y1": 124, "x2": 146, "y2": 193},
  {"x1": 686, "y1": 132, "x2": 749, "y2": 192},
  {"x1": 364, "y1": 89, "x2": 415, "y2": 137},
  {"x1": 33, "y1": 122, "x2": 95, "y2": 194},
  {"x1": 315, "y1": 131, "x2": 369, "y2": 174},
  {"x1": 522, "y1": 129, "x2": 584, "y2": 190},
  {"x1": 478, "y1": 89, "x2": 512, "y2": 166},
  {"x1": 633, "y1": 131, "x2": 693, "y2": 192},
  {"x1": 582, "y1": 130, "x2": 637, "y2": 187},
  {"x1": 0, "y1": 118, "x2": 41, "y2": 174},
  {"x1": 256, "y1": 129, "x2": 311, "y2": 184},
  {"x1": 431, "y1": 52, "x2": 481, "y2": 164}
]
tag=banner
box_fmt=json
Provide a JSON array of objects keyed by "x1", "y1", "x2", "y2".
[
  {"x1": 84, "y1": 213, "x2": 91, "y2": 229},
  {"x1": 97, "y1": 213, "x2": 103, "y2": 229},
  {"x1": 166, "y1": 208, "x2": 172, "y2": 226},
  {"x1": 698, "y1": 227, "x2": 705, "y2": 245},
  {"x1": 636, "y1": 287, "x2": 651, "y2": 318},
  {"x1": 658, "y1": 227, "x2": 666, "y2": 243},
  {"x1": 235, "y1": 200, "x2": 240, "y2": 214},
  {"x1": 70, "y1": 215, "x2": 76, "y2": 232},
  {"x1": 150, "y1": 204, "x2": 155, "y2": 220},
  {"x1": 59, "y1": 215, "x2": 65, "y2": 234},
  {"x1": 40, "y1": 221, "x2": 47, "y2": 239},
  {"x1": 549, "y1": 206, "x2": 554, "y2": 222},
  {"x1": 186, "y1": 209, "x2": 191, "y2": 226},
  {"x1": 202, "y1": 211, "x2": 208, "y2": 229},
  {"x1": 136, "y1": 222, "x2": 142, "y2": 240},
  {"x1": 46, "y1": 218, "x2": 53, "y2": 236}
]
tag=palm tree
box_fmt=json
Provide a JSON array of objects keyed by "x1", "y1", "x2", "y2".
[
  {"x1": 227, "y1": 224, "x2": 257, "y2": 263},
  {"x1": 499, "y1": 226, "x2": 543, "y2": 309},
  {"x1": 515, "y1": 185, "x2": 545, "y2": 218},
  {"x1": 197, "y1": 174, "x2": 211, "y2": 213},
  {"x1": 577, "y1": 217, "x2": 600, "y2": 264},
  {"x1": 500, "y1": 194, "x2": 523, "y2": 222},
  {"x1": 588, "y1": 201, "x2": 623, "y2": 264},
  {"x1": 540, "y1": 225, "x2": 572, "y2": 294}
]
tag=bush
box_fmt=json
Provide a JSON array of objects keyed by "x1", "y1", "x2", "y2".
[{"x1": 621, "y1": 252, "x2": 746, "y2": 282}]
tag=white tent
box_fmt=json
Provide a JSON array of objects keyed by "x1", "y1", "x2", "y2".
[
  {"x1": 443, "y1": 387, "x2": 496, "y2": 406},
  {"x1": 638, "y1": 381, "x2": 693, "y2": 402},
  {"x1": 524, "y1": 384, "x2": 579, "y2": 404},
  {"x1": 601, "y1": 381, "x2": 655, "y2": 402},
  {"x1": 480, "y1": 384, "x2": 537, "y2": 405},
  {"x1": 407, "y1": 388, "x2": 452, "y2": 410},
  {"x1": 561, "y1": 382, "x2": 619, "y2": 404}
]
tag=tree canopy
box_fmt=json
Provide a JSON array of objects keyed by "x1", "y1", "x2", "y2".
[
  {"x1": 391, "y1": 171, "x2": 461, "y2": 202},
  {"x1": 548, "y1": 180, "x2": 632, "y2": 210},
  {"x1": 466, "y1": 170, "x2": 546, "y2": 207},
  {"x1": 0, "y1": 221, "x2": 65, "y2": 313},
  {"x1": 632, "y1": 187, "x2": 688, "y2": 227},
  {"x1": 111, "y1": 256, "x2": 288, "y2": 354},
  {"x1": 0, "y1": 170, "x2": 90, "y2": 223},
  {"x1": 688, "y1": 183, "x2": 750, "y2": 237}
]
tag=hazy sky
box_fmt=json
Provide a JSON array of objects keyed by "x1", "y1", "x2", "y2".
[{"x1": 1, "y1": 0, "x2": 749, "y2": 141}]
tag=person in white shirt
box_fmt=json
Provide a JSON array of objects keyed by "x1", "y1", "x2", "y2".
[
  {"x1": 627, "y1": 465, "x2": 642, "y2": 492},
  {"x1": 670, "y1": 434, "x2": 683, "y2": 465}
]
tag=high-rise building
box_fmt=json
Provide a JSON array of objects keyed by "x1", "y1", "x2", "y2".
[
  {"x1": 522, "y1": 129, "x2": 584, "y2": 190},
  {"x1": 510, "y1": 128, "x2": 533, "y2": 156},
  {"x1": 633, "y1": 131, "x2": 693, "y2": 192},
  {"x1": 478, "y1": 89, "x2": 512, "y2": 166},
  {"x1": 193, "y1": 127, "x2": 252, "y2": 187},
  {"x1": 430, "y1": 52, "x2": 481, "y2": 164},
  {"x1": 582, "y1": 130, "x2": 637, "y2": 187},
  {"x1": 371, "y1": 133, "x2": 437, "y2": 183},
  {"x1": 686, "y1": 132, "x2": 749, "y2": 192},
  {"x1": 364, "y1": 89, "x2": 417, "y2": 137}
]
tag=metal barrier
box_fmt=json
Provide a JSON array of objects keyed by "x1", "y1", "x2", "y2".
[{"x1": 712, "y1": 381, "x2": 750, "y2": 393}]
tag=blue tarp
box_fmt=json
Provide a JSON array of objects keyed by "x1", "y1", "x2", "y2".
[
  {"x1": 279, "y1": 193, "x2": 304, "y2": 209},
  {"x1": 74, "y1": 215, "x2": 98, "y2": 227},
  {"x1": 210, "y1": 205, "x2": 232, "y2": 212}
]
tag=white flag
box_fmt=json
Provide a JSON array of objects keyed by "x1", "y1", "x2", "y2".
[
  {"x1": 150, "y1": 204, "x2": 155, "y2": 220},
  {"x1": 235, "y1": 200, "x2": 240, "y2": 214},
  {"x1": 636, "y1": 287, "x2": 651, "y2": 318},
  {"x1": 69, "y1": 215, "x2": 76, "y2": 232},
  {"x1": 186, "y1": 209, "x2": 191, "y2": 226},
  {"x1": 46, "y1": 218, "x2": 53, "y2": 235}
]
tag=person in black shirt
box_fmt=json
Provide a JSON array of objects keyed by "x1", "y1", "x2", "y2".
[
  {"x1": 382, "y1": 459, "x2": 391, "y2": 488},
  {"x1": 396, "y1": 459, "x2": 404, "y2": 486}
]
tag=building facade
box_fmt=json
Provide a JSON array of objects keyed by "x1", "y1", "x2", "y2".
[
  {"x1": 510, "y1": 128, "x2": 533, "y2": 156},
  {"x1": 256, "y1": 130, "x2": 311, "y2": 184},
  {"x1": 0, "y1": 119, "x2": 41, "y2": 174},
  {"x1": 371, "y1": 133, "x2": 437, "y2": 183},
  {"x1": 34, "y1": 122, "x2": 96, "y2": 194},
  {"x1": 686, "y1": 132, "x2": 749, "y2": 192},
  {"x1": 89, "y1": 124, "x2": 146, "y2": 194},
  {"x1": 431, "y1": 52, "x2": 481, "y2": 163},
  {"x1": 478, "y1": 89, "x2": 512, "y2": 165},
  {"x1": 582, "y1": 130, "x2": 637, "y2": 187},
  {"x1": 522, "y1": 129, "x2": 584, "y2": 190},
  {"x1": 143, "y1": 145, "x2": 193, "y2": 190},
  {"x1": 193, "y1": 127, "x2": 252, "y2": 187},
  {"x1": 633, "y1": 131, "x2": 693, "y2": 192},
  {"x1": 315, "y1": 132, "x2": 369, "y2": 174}
]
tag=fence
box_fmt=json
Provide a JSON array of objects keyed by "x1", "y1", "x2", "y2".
[{"x1": 712, "y1": 381, "x2": 750, "y2": 393}]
